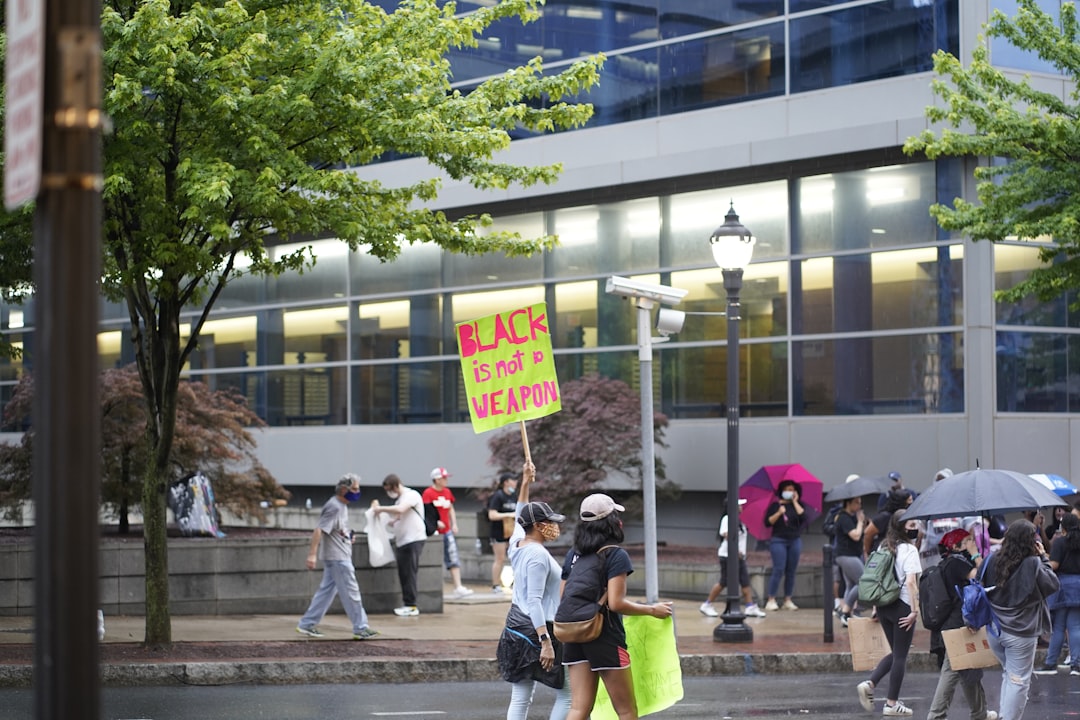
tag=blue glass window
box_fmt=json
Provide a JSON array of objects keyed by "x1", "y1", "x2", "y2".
[
  {"x1": 990, "y1": 1, "x2": 1065, "y2": 74},
  {"x1": 995, "y1": 244, "x2": 1080, "y2": 329},
  {"x1": 997, "y1": 331, "x2": 1080, "y2": 412},
  {"x1": 660, "y1": 1, "x2": 784, "y2": 38},
  {"x1": 790, "y1": 1, "x2": 956, "y2": 93},
  {"x1": 660, "y1": 24, "x2": 785, "y2": 114}
]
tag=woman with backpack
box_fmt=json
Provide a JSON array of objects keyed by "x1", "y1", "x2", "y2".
[
  {"x1": 982, "y1": 519, "x2": 1059, "y2": 720},
  {"x1": 856, "y1": 509, "x2": 923, "y2": 717},
  {"x1": 1034, "y1": 512, "x2": 1080, "y2": 676},
  {"x1": 558, "y1": 494, "x2": 673, "y2": 720},
  {"x1": 495, "y1": 461, "x2": 571, "y2": 720}
]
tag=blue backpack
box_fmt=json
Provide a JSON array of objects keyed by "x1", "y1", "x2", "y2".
[{"x1": 959, "y1": 557, "x2": 1000, "y2": 636}]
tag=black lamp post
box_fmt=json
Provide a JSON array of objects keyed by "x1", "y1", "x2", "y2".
[{"x1": 710, "y1": 203, "x2": 756, "y2": 644}]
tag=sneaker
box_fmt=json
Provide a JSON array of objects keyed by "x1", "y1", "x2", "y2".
[
  {"x1": 450, "y1": 586, "x2": 474, "y2": 599},
  {"x1": 493, "y1": 585, "x2": 504, "y2": 594},
  {"x1": 296, "y1": 626, "x2": 324, "y2": 638},
  {"x1": 1033, "y1": 665, "x2": 1058, "y2": 675},
  {"x1": 882, "y1": 701, "x2": 912, "y2": 717},
  {"x1": 782, "y1": 599, "x2": 799, "y2": 611},
  {"x1": 352, "y1": 627, "x2": 380, "y2": 640},
  {"x1": 857, "y1": 681, "x2": 874, "y2": 712},
  {"x1": 745, "y1": 603, "x2": 767, "y2": 618},
  {"x1": 393, "y1": 606, "x2": 420, "y2": 617},
  {"x1": 985, "y1": 712, "x2": 998, "y2": 720},
  {"x1": 1071, "y1": 667, "x2": 1080, "y2": 677},
  {"x1": 765, "y1": 599, "x2": 780, "y2": 612},
  {"x1": 699, "y1": 602, "x2": 719, "y2": 618},
  {"x1": 841, "y1": 613, "x2": 850, "y2": 628}
]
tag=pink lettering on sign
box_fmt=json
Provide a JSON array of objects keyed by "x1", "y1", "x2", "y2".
[{"x1": 457, "y1": 306, "x2": 548, "y2": 358}]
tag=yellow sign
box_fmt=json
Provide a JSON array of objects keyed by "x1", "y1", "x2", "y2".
[
  {"x1": 591, "y1": 615, "x2": 683, "y2": 720},
  {"x1": 456, "y1": 302, "x2": 561, "y2": 433}
]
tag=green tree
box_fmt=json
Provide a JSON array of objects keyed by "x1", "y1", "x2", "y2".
[
  {"x1": 97, "y1": 0, "x2": 600, "y2": 645},
  {"x1": 904, "y1": 0, "x2": 1080, "y2": 304},
  {"x1": 0, "y1": 366, "x2": 288, "y2": 529},
  {"x1": 486, "y1": 373, "x2": 679, "y2": 522}
]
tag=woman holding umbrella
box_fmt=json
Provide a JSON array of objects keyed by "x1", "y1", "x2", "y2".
[{"x1": 764, "y1": 479, "x2": 807, "y2": 611}]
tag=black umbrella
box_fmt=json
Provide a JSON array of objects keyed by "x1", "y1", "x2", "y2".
[
  {"x1": 824, "y1": 475, "x2": 894, "y2": 502},
  {"x1": 903, "y1": 468, "x2": 1067, "y2": 520}
]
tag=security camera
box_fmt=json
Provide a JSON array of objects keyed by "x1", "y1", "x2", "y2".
[
  {"x1": 655, "y1": 307, "x2": 685, "y2": 337},
  {"x1": 605, "y1": 276, "x2": 688, "y2": 306}
]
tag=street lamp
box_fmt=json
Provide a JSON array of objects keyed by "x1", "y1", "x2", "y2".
[{"x1": 710, "y1": 203, "x2": 756, "y2": 644}]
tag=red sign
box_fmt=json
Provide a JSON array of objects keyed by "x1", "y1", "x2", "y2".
[{"x1": 4, "y1": 0, "x2": 44, "y2": 209}]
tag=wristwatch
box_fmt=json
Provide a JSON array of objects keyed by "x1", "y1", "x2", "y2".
[{"x1": 538, "y1": 633, "x2": 551, "y2": 643}]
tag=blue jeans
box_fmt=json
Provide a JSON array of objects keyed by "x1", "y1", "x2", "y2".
[
  {"x1": 1045, "y1": 606, "x2": 1080, "y2": 668},
  {"x1": 298, "y1": 560, "x2": 370, "y2": 635},
  {"x1": 508, "y1": 679, "x2": 571, "y2": 720},
  {"x1": 987, "y1": 630, "x2": 1038, "y2": 720},
  {"x1": 767, "y1": 536, "x2": 802, "y2": 599},
  {"x1": 442, "y1": 531, "x2": 461, "y2": 570}
]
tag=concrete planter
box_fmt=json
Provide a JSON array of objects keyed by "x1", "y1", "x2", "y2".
[{"x1": 0, "y1": 533, "x2": 444, "y2": 617}]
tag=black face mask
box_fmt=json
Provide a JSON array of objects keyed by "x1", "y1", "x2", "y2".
[
  {"x1": 906, "y1": 528, "x2": 920, "y2": 540},
  {"x1": 959, "y1": 549, "x2": 973, "y2": 561}
]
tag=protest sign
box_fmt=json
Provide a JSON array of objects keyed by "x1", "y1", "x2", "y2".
[
  {"x1": 456, "y1": 302, "x2": 561, "y2": 433},
  {"x1": 592, "y1": 615, "x2": 682, "y2": 720}
]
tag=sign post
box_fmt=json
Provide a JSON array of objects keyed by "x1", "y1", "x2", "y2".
[{"x1": 4, "y1": 0, "x2": 44, "y2": 209}]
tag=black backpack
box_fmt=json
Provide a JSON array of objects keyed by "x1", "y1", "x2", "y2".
[
  {"x1": 919, "y1": 562, "x2": 955, "y2": 631},
  {"x1": 822, "y1": 504, "x2": 843, "y2": 539},
  {"x1": 416, "y1": 503, "x2": 439, "y2": 536}
]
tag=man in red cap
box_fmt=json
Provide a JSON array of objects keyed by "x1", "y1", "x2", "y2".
[
  {"x1": 422, "y1": 467, "x2": 473, "y2": 598},
  {"x1": 926, "y1": 528, "x2": 997, "y2": 720}
]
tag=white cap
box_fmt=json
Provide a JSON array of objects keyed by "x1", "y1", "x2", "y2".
[
  {"x1": 430, "y1": 467, "x2": 451, "y2": 481},
  {"x1": 579, "y1": 494, "x2": 625, "y2": 522}
]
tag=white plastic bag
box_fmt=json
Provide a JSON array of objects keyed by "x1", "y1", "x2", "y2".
[{"x1": 364, "y1": 507, "x2": 395, "y2": 567}]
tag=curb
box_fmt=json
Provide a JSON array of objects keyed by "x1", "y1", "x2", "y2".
[{"x1": 0, "y1": 652, "x2": 940, "y2": 688}]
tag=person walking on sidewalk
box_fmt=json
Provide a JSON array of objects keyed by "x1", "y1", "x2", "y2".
[
  {"x1": 496, "y1": 460, "x2": 571, "y2": 720},
  {"x1": 423, "y1": 466, "x2": 473, "y2": 599},
  {"x1": 982, "y1": 519, "x2": 1059, "y2": 720},
  {"x1": 1034, "y1": 512, "x2": 1080, "y2": 676},
  {"x1": 559, "y1": 494, "x2": 674, "y2": 720},
  {"x1": 926, "y1": 529, "x2": 998, "y2": 720},
  {"x1": 856, "y1": 509, "x2": 922, "y2": 717},
  {"x1": 296, "y1": 473, "x2": 379, "y2": 640},
  {"x1": 764, "y1": 479, "x2": 807, "y2": 611},
  {"x1": 488, "y1": 471, "x2": 519, "y2": 593},
  {"x1": 371, "y1": 473, "x2": 428, "y2": 617},
  {"x1": 700, "y1": 499, "x2": 766, "y2": 618},
  {"x1": 834, "y1": 495, "x2": 867, "y2": 627}
]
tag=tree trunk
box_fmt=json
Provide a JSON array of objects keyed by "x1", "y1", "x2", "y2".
[
  {"x1": 118, "y1": 449, "x2": 130, "y2": 535},
  {"x1": 141, "y1": 459, "x2": 171, "y2": 646}
]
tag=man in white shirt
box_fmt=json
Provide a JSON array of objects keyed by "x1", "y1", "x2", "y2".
[
  {"x1": 372, "y1": 473, "x2": 428, "y2": 616},
  {"x1": 700, "y1": 499, "x2": 766, "y2": 618}
]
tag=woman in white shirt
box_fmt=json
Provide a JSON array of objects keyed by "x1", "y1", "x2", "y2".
[
  {"x1": 856, "y1": 509, "x2": 923, "y2": 717},
  {"x1": 495, "y1": 461, "x2": 571, "y2": 720}
]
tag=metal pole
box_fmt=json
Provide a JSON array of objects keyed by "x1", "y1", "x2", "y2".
[
  {"x1": 637, "y1": 299, "x2": 659, "y2": 603},
  {"x1": 33, "y1": 0, "x2": 104, "y2": 717},
  {"x1": 715, "y1": 268, "x2": 751, "y2": 642},
  {"x1": 823, "y1": 543, "x2": 835, "y2": 643}
]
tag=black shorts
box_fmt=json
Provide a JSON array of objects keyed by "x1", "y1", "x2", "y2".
[
  {"x1": 560, "y1": 615, "x2": 630, "y2": 671},
  {"x1": 718, "y1": 556, "x2": 750, "y2": 588}
]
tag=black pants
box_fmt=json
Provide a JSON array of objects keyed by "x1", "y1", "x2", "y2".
[{"x1": 394, "y1": 540, "x2": 425, "y2": 606}]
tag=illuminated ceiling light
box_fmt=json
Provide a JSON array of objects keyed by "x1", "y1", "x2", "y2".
[{"x1": 872, "y1": 228, "x2": 887, "y2": 234}]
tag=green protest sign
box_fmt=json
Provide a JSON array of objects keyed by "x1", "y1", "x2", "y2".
[
  {"x1": 456, "y1": 302, "x2": 561, "y2": 434},
  {"x1": 592, "y1": 615, "x2": 683, "y2": 720}
]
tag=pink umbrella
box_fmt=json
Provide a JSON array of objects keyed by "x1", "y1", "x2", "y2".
[{"x1": 738, "y1": 464, "x2": 824, "y2": 541}]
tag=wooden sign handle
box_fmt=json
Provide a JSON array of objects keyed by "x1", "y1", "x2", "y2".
[{"x1": 519, "y1": 420, "x2": 532, "y2": 465}]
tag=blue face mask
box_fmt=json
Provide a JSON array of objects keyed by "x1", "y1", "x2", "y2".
[{"x1": 344, "y1": 490, "x2": 361, "y2": 502}]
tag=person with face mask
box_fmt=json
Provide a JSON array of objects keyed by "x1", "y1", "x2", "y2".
[
  {"x1": 496, "y1": 461, "x2": 571, "y2": 720},
  {"x1": 296, "y1": 473, "x2": 379, "y2": 640},
  {"x1": 371, "y1": 473, "x2": 428, "y2": 617},
  {"x1": 764, "y1": 479, "x2": 807, "y2": 611},
  {"x1": 855, "y1": 509, "x2": 923, "y2": 717}
]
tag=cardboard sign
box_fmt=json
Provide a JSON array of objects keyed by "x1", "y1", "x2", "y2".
[
  {"x1": 456, "y1": 302, "x2": 561, "y2": 433},
  {"x1": 592, "y1": 615, "x2": 683, "y2": 720},
  {"x1": 943, "y1": 626, "x2": 1000, "y2": 670},
  {"x1": 848, "y1": 616, "x2": 889, "y2": 672}
]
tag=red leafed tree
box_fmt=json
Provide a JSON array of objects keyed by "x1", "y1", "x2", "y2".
[
  {"x1": 485, "y1": 373, "x2": 678, "y2": 518},
  {"x1": 0, "y1": 365, "x2": 287, "y2": 530}
]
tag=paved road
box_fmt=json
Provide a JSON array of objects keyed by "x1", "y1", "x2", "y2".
[{"x1": 4, "y1": 670, "x2": 1080, "y2": 719}]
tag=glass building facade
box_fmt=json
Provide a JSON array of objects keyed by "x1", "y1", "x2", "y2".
[{"x1": 2, "y1": 1, "x2": 1077, "y2": 511}]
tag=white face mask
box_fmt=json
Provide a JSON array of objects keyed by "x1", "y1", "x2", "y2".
[
  {"x1": 386, "y1": 490, "x2": 400, "y2": 500},
  {"x1": 781, "y1": 491, "x2": 795, "y2": 501}
]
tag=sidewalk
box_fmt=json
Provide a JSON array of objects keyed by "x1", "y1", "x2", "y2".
[{"x1": 0, "y1": 588, "x2": 941, "y2": 687}]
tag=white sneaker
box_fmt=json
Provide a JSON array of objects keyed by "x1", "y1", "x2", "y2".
[
  {"x1": 745, "y1": 604, "x2": 767, "y2": 618},
  {"x1": 782, "y1": 599, "x2": 799, "y2": 611},
  {"x1": 765, "y1": 599, "x2": 780, "y2": 612},
  {"x1": 393, "y1": 606, "x2": 420, "y2": 617},
  {"x1": 450, "y1": 586, "x2": 474, "y2": 599},
  {"x1": 699, "y1": 602, "x2": 719, "y2": 617},
  {"x1": 882, "y1": 701, "x2": 912, "y2": 717},
  {"x1": 985, "y1": 711, "x2": 998, "y2": 720},
  {"x1": 857, "y1": 681, "x2": 874, "y2": 712}
]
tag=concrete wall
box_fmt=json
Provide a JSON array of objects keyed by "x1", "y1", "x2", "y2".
[{"x1": 0, "y1": 533, "x2": 445, "y2": 617}]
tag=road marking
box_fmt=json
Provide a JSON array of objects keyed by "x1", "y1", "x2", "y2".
[{"x1": 370, "y1": 713, "x2": 446, "y2": 717}]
